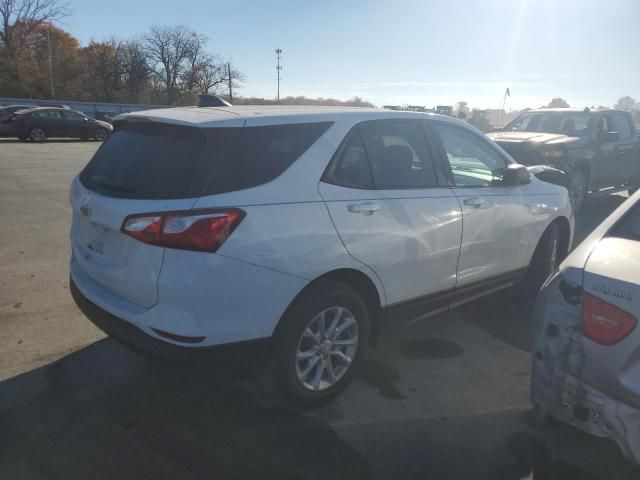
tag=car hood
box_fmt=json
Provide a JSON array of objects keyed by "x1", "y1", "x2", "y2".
[{"x1": 488, "y1": 131, "x2": 580, "y2": 146}]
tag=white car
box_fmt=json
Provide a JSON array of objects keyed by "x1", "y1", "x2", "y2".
[
  {"x1": 69, "y1": 106, "x2": 574, "y2": 406},
  {"x1": 532, "y1": 190, "x2": 640, "y2": 463}
]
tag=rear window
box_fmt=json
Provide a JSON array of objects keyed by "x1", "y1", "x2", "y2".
[
  {"x1": 609, "y1": 202, "x2": 640, "y2": 242},
  {"x1": 80, "y1": 121, "x2": 331, "y2": 199}
]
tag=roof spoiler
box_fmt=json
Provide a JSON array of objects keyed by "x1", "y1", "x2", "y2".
[{"x1": 198, "y1": 95, "x2": 232, "y2": 107}]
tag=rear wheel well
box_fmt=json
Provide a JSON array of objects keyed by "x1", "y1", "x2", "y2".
[{"x1": 276, "y1": 269, "x2": 383, "y2": 346}]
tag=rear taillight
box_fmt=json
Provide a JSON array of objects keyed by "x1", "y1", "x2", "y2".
[
  {"x1": 121, "y1": 208, "x2": 244, "y2": 252},
  {"x1": 582, "y1": 293, "x2": 637, "y2": 345}
]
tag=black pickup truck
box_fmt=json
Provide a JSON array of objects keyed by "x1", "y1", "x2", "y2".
[{"x1": 488, "y1": 108, "x2": 640, "y2": 212}]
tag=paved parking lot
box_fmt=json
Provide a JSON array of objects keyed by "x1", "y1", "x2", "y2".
[{"x1": 0, "y1": 139, "x2": 636, "y2": 479}]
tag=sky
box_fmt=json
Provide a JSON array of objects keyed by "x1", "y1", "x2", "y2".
[{"x1": 61, "y1": 0, "x2": 640, "y2": 110}]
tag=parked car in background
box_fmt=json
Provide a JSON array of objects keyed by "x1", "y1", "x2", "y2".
[
  {"x1": 532, "y1": 190, "x2": 640, "y2": 464},
  {"x1": 8, "y1": 107, "x2": 112, "y2": 141},
  {"x1": 69, "y1": 106, "x2": 574, "y2": 406},
  {"x1": 488, "y1": 108, "x2": 640, "y2": 212},
  {"x1": 0, "y1": 105, "x2": 33, "y2": 135}
]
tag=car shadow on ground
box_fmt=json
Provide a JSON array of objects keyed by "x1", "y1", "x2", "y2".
[
  {"x1": 573, "y1": 194, "x2": 627, "y2": 245},
  {"x1": 0, "y1": 339, "x2": 371, "y2": 480},
  {"x1": 1, "y1": 336, "x2": 636, "y2": 479}
]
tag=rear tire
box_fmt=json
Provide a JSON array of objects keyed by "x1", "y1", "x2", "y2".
[
  {"x1": 274, "y1": 282, "x2": 370, "y2": 408},
  {"x1": 567, "y1": 170, "x2": 587, "y2": 213},
  {"x1": 519, "y1": 223, "x2": 560, "y2": 302},
  {"x1": 29, "y1": 127, "x2": 46, "y2": 142}
]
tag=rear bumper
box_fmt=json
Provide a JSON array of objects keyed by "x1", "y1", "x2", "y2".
[
  {"x1": 70, "y1": 247, "x2": 307, "y2": 348},
  {"x1": 531, "y1": 275, "x2": 640, "y2": 464},
  {"x1": 71, "y1": 277, "x2": 270, "y2": 361}
]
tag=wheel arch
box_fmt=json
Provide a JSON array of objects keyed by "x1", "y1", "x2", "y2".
[
  {"x1": 552, "y1": 216, "x2": 571, "y2": 263},
  {"x1": 573, "y1": 160, "x2": 592, "y2": 189},
  {"x1": 275, "y1": 268, "x2": 384, "y2": 347}
]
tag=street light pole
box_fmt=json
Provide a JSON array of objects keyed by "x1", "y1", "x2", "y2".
[
  {"x1": 47, "y1": 28, "x2": 55, "y2": 99},
  {"x1": 275, "y1": 49, "x2": 282, "y2": 103}
]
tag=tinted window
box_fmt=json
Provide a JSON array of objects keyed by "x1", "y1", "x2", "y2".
[
  {"x1": 609, "y1": 202, "x2": 640, "y2": 241},
  {"x1": 64, "y1": 111, "x2": 85, "y2": 121},
  {"x1": 360, "y1": 120, "x2": 438, "y2": 189},
  {"x1": 323, "y1": 128, "x2": 373, "y2": 188},
  {"x1": 205, "y1": 122, "x2": 331, "y2": 195},
  {"x1": 607, "y1": 113, "x2": 632, "y2": 139},
  {"x1": 434, "y1": 123, "x2": 507, "y2": 187},
  {"x1": 34, "y1": 109, "x2": 63, "y2": 119},
  {"x1": 80, "y1": 121, "x2": 331, "y2": 199},
  {"x1": 505, "y1": 112, "x2": 591, "y2": 137}
]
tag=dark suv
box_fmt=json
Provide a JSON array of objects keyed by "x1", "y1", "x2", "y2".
[
  {"x1": 488, "y1": 108, "x2": 640, "y2": 212},
  {"x1": 8, "y1": 107, "x2": 113, "y2": 142}
]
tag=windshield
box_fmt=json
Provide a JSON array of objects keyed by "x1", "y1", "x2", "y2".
[{"x1": 504, "y1": 112, "x2": 593, "y2": 137}]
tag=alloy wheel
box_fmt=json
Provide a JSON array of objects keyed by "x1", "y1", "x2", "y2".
[
  {"x1": 30, "y1": 128, "x2": 46, "y2": 141},
  {"x1": 295, "y1": 306, "x2": 358, "y2": 392},
  {"x1": 95, "y1": 129, "x2": 107, "y2": 141}
]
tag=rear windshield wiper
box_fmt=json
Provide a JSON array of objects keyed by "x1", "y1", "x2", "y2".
[{"x1": 89, "y1": 176, "x2": 134, "y2": 194}]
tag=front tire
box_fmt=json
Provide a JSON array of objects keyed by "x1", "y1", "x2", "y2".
[
  {"x1": 94, "y1": 128, "x2": 108, "y2": 142},
  {"x1": 274, "y1": 282, "x2": 370, "y2": 408},
  {"x1": 567, "y1": 170, "x2": 587, "y2": 213},
  {"x1": 519, "y1": 223, "x2": 560, "y2": 302}
]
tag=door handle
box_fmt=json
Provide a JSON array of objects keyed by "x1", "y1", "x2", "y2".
[
  {"x1": 347, "y1": 202, "x2": 381, "y2": 215},
  {"x1": 463, "y1": 197, "x2": 485, "y2": 208}
]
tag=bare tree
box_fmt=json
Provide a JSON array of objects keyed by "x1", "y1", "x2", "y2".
[
  {"x1": 547, "y1": 97, "x2": 570, "y2": 108},
  {"x1": 120, "y1": 39, "x2": 150, "y2": 103},
  {"x1": 0, "y1": 0, "x2": 70, "y2": 51},
  {"x1": 189, "y1": 53, "x2": 225, "y2": 94},
  {"x1": 614, "y1": 96, "x2": 637, "y2": 112},
  {"x1": 144, "y1": 25, "x2": 201, "y2": 104}
]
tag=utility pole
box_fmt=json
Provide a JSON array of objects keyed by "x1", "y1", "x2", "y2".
[
  {"x1": 275, "y1": 48, "x2": 282, "y2": 103},
  {"x1": 47, "y1": 27, "x2": 55, "y2": 99},
  {"x1": 227, "y1": 62, "x2": 233, "y2": 103}
]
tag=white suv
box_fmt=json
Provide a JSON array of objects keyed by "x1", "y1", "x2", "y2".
[{"x1": 69, "y1": 106, "x2": 574, "y2": 406}]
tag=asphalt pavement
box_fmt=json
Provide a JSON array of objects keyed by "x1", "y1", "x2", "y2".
[{"x1": 0, "y1": 138, "x2": 635, "y2": 479}]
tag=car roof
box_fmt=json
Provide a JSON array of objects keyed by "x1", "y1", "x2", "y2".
[
  {"x1": 560, "y1": 190, "x2": 640, "y2": 284},
  {"x1": 526, "y1": 108, "x2": 625, "y2": 114},
  {"x1": 115, "y1": 105, "x2": 459, "y2": 128}
]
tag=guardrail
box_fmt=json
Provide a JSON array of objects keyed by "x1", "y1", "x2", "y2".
[{"x1": 0, "y1": 97, "x2": 170, "y2": 119}]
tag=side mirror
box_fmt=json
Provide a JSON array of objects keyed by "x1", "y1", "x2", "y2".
[
  {"x1": 502, "y1": 164, "x2": 531, "y2": 186},
  {"x1": 600, "y1": 131, "x2": 620, "y2": 143}
]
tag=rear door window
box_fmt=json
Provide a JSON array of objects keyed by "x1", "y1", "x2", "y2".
[
  {"x1": 609, "y1": 202, "x2": 640, "y2": 241},
  {"x1": 322, "y1": 127, "x2": 373, "y2": 188},
  {"x1": 204, "y1": 122, "x2": 332, "y2": 195},
  {"x1": 607, "y1": 113, "x2": 633, "y2": 140},
  {"x1": 359, "y1": 120, "x2": 438, "y2": 189},
  {"x1": 80, "y1": 121, "x2": 331, "y2": 199}
]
